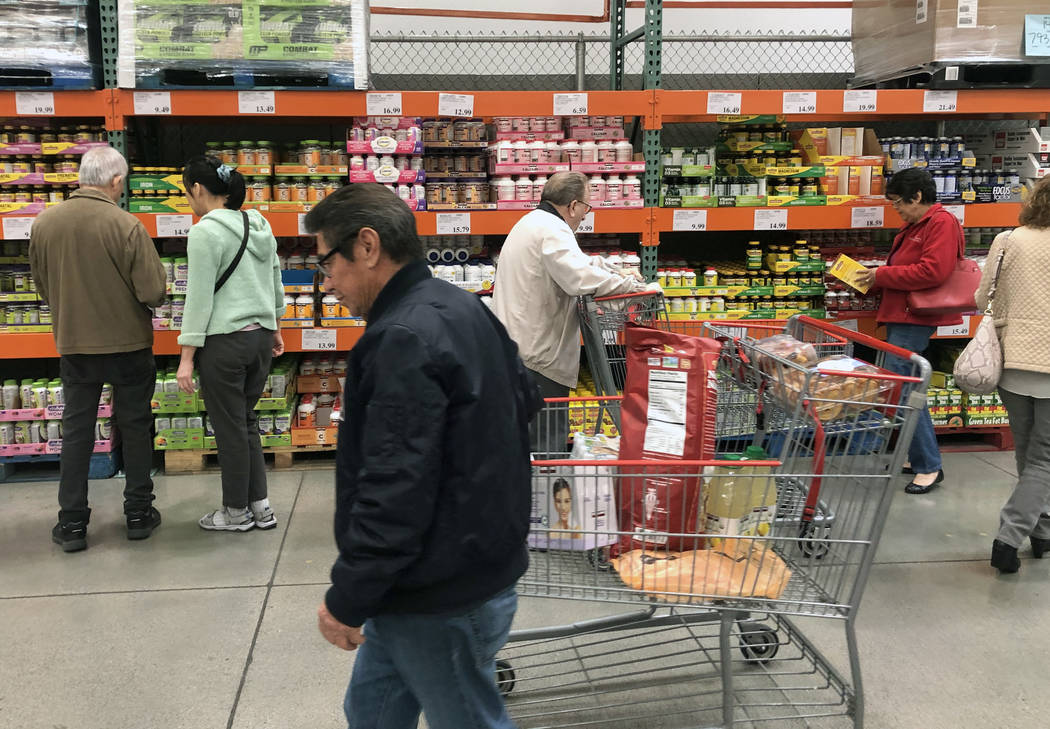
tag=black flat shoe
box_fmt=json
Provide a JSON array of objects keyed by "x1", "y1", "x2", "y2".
[
  {"x1": 991, "y1": 539, "x2": 1021, "y2": 573},
  {"x1": 904, "y1": 469, "x2": 944, "y2": 495},
  {"x1": 1032, "y1": 536, "x2": 1050, "y2": 559}
]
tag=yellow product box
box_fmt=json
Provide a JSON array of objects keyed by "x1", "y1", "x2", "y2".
[{"x1": 829, "y1": 254, "x2": 872, "y2": 293}]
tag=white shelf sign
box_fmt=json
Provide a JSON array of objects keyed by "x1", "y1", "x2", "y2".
[
  {"x1": 944, "y1": 204, "x2": 966, "y2": 225},
  {"x1": 843, "y1": 90, "x2": 878, "y2": 113},
  {"x1": 238, "y1": 90, "x2": 276, "y2": 115},
  {"x1": 782, "y1": 91, "x2": 817, "y2": 114},
  {"x1": 156, "y1": 214, "x2": 193, "y2": 238},
  {"x1": 436, "y1": 212, "x2": 471, "y2": 235},
  {"x1": 672, "y1": 209, "x2": 708, "y2": 232},
  {"x1": 923, "y1": 90, "x2": 958, "y2": 113},
  {"x1": 957, "y1": 0, "x2": 978, "y2": 28},
  {"x1": 916, "y1": 0, "x2": 928, "y2": 23},
  {"x1": 366, "y1": 92, "x2": 403, "y2": 116},
  {"x1": 301, "y1": 328, "x2": 338, "y2": 351},
  {"x1": 2, "y1": 216, "x2": 34, "y2": 240},
  {"x1": 707, "y1": 92, "x2": 742, "y2": 115},
  {"x1": 936, "y1": 317, "x2": 971, "y2": 337},
  {"x1": 15, "y1": 92, "x2": 55, "y2": 116},
  {"x1": 297, "y1": 213, "x2": 309, "y2": 236},
  {"x1": 438, "y1": 93, "x2": 475, "y2": 118},
  {"x1": 850, "y1": 206, "x2": 886, "y2": 228},
  {"x1": 576, "y1": 211, "x2": 595, "y2": 233},
  {"x1": 553, "y1": 93, "x2": 588, "y2": 116},
  {"x1": 754, "y1": 208, "x2": 788, "y2": 231},
  {"x1": 134, "y1": 91, "x2": 172, "y2": 115}
]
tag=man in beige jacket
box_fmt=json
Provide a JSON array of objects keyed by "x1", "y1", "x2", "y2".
[
  {"x1": 493, "y1": 172, "x2": 651, "y2": 454},
  {"x1": 30, "y1": 146, "x2": 167, "y2": 552}
]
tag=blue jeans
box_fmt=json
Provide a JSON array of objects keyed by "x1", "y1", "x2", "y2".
[
  {"x1": 345, "y1": 586, "x2": 518, "y2": 729},
  {"x1": 884, "y1": 324, "x2": 942, "y2": 474}
]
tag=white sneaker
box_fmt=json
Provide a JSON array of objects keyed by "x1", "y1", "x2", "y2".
[
  {"x1": 251, "y1": 504, "x2": 277, "y2": 530},
  {"x1": 199, "y1": 507, "x2": 255, "y2": 532}
]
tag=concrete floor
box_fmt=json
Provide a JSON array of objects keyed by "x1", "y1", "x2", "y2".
[{"x1": 0, "y1": 450, "x2": 1045, "y2": 729}]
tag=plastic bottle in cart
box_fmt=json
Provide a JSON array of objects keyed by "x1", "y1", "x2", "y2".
[
  {"x1": 743, "y1": 445, "x2": 777, "y2": 539},
  {"x1": 703, "y1": 455, "x2": 754, "y2": 548}
]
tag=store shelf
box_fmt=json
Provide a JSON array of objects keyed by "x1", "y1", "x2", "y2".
[
  {"x1": 656, "y1": 89, "x2": 1050, "y2": 124},
  {"x1": 0, "y1": 90, "x2": 112, "y2": 120}
]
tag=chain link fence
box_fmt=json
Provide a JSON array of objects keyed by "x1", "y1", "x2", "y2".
[{"x1": 369, "y1": 30, "x2": 854, "y2": 92}]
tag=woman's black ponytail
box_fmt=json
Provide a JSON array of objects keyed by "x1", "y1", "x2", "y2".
[{"x1": 183, "y1": 155, "x2": 246, "y2": 210}]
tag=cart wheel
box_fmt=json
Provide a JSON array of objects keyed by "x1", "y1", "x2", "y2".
[
  {"x1": 587, "y1": 546, "x2": 613, "y2": 571},
  {"x1": 737, "y1": 622, "x2": 780, "y2": 665},
  {"x1": 798, "y1": 523, "x2": 830, "y2": 560},
  {"x1": 496, "y1": 660, "x2": 516, "y2": 696}
]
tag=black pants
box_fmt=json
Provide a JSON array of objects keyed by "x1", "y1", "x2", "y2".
[
  {"x1": 59, "y1": 348, "x2": 156, "y2": 524},
  {"x1": 197, "y1": 329, "x2": 273, "y2": 509},
  {"x1": 527, "y1": 368, "x2": 570, "y2": 457}
]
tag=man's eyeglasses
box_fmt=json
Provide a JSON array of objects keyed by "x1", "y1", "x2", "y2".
[
  {"x1": 316, "y1": 247, "x2": 339, "y2": 277},
  {"x1": 573, "y1": 200, "x2": 593, "y2": 215},
  {"x1": 888, "y1": 197, "x2": 906, "y2": 208}
]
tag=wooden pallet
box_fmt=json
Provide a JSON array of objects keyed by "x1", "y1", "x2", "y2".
[
  {"x1": 162, "y1": 444, "x2": 337, "y2": 474},
  {"x1": 935, "y1": 424, "x2": 1014, "y2": 452}
]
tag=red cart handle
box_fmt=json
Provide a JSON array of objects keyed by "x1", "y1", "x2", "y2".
[
  {"x1": 794, "y1": 315, "x2": 917, "y2": 361},
  {"x1": 593, "y1": 291, "x2": 664, "y2": 303}
]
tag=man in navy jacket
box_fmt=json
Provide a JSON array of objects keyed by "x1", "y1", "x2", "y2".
[{"x1": 304, "y1": 183, "x2": 537, "y2": 729}]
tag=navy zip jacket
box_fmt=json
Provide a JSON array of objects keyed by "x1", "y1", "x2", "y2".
[{"x1": 325, "y1": 259, "x2": 539, "y2": 627}]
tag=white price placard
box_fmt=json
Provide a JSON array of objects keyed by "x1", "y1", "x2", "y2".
[
  {"x1": 238, "y1": 90, "x2": 276, "y2": 115},
  {"x1": 672, "y1": 209, "x2": 708, "y2": 232},
  {"x1": 944, "y1": 204, "x2": 966, "y2": 225},
  {"x1": 916, "y1": 0, "x2": 928, "y2": 23},
  {"x1": 923, "y1": 90, "x2": 958, "y2": 113},
  {"x1": 301, "y1": 328, "x2": 338, "y2": 351},
  {"x1": 15, "y1": 92, "x2": 55, "y2": 116},
  {"x1": 553, "y1": 93, "x2": 588, "y2": 116},
  {"x1": 366, "y1": 92, "x2": 403, "y2": 116},
  {"x1": 843, "y1": 90, "x2": 878, "y2": 113},
  {"x1": 754, "y1": 208, "x2": 788, "y2": 231},
  {"x1": 850, "y1": 206, "x2": 886, "y2": 228},
  {"x1": 134, "y1": 91, "x2": 172, "y2": 115},
  {"x1": 2, "y1": 216, "x2": 34, "y2": 240},
  {"x1": 155, "y1": 214, "x2": 193, "y2": 238},
  {"x1": 576, "y1": 211, "x2": 595, "y2": 233},
  {"x1": 436, "y1": 212, "x2": 471, "y2": 235},
  {"x1": 438, "y1": 93, "x2": 475, "y2": 118},
  {"x1": 707, "y1": 92, "x2": 742, "y2": 115},
  {"x1": 297, "y1": 213, "x2": 309, "y2": 236},
  {"x1": 782, "y1": 91, "x2": 817, "y2": 114},
  {"x1": 957, "y1": 0, "x2": 978, "y2": 28},
  {"x1": 936, "y1": 317, "x2": 971, "y2": 337}
]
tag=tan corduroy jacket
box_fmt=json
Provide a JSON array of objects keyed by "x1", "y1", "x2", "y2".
[
  {"x1": 975, "y1": 226, "x2": 1050, "y2": 375},
  {"x1": 29, "y1": 188, "x2": 167, "y2": 355}
]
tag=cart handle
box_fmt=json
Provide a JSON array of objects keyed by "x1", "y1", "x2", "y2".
[
  {"x1": 793, "y1": 314, "x2": 916, "y2": 361},
  {"x1": 532, "y1": 459, "x2": 783, "y2": 468},
  {"x1": 593, "y1": 291, "x2": 664, "y2": 303},
  {"x1": 813, "y1": 368, "x2": 924, "y2": 384},
  {"x1": 542, "y1": 395, "x2": 624, "y2": 404}
]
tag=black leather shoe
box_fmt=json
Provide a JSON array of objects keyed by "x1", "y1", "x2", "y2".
[
  {"x1": 991, "y1": 539, "x2": 1021, "y2": 573},
  {"x1": 1032, "y1": 536, "x2": 1050, "y2": 559},
  {"x1": 904, "y1": 469, "x2": 944, "y2": 494},
  {"x1": 52, "y1": 521, "x2": 87, "y2": 552},
  {"x1": 126, "y1": 507, "x2": 161, "y2": 540}
]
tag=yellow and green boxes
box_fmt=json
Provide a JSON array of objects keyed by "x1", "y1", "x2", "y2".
[
  {"x1": 151, "y1": 357, "x2": 298, "y2": 450},
  {"x1": 926, "y1": 371, "x2": 1007, "y2": 427}
]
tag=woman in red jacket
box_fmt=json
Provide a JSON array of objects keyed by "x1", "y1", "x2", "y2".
[{"x1": 856, "y1": 168, "x2": 964, "y2": 495}]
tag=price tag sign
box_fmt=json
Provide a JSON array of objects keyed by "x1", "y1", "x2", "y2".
[
  {"x1": 238, "y1": 90, "x2": 276, "y2": 115},
  {"x1": 301, "y1": 328, "x2": 338, "y2": 351},
  {"x1": 850, "y1": 206, "x2": 885, "y2": 228},
  {"x1": 707, "y1": 92, "x2": 742, "y2": 115},
  {"x1": 436, "y1": 212, "x2": 471, "y2": 235},
  {"x1": 672, "y1": 209, "x2": 708, "y2": 232},
  {"x1": 944, "y1": 204, "x2": 966, "y2": 225},
  {"x1": 134, "y1": 91, "x2": 172, "y2": 115},
  {"x1": 754, "y1": 208, "x2": 789, "y2": 231},
  {"x1": 15, "y1": 92, "x2": 55, "y2": 116},
  {"x1": 553, "y1": 93, "x2": 588, "y2": 116},
  {"x1": 782, "y1": 91, "x2": 817, "y2": 114},
  {"x1": 438, "y1": 93, "x2": 475, "y2": 118},
  {"x1": 297, "y1": 213, "x2": 309, "y2": 236},
  {"x1": 2, "y1": 216, "x2": 34, "y2": 240},
  {"x1": 366, "y1": 92, "x2": 403, "y2": 116},
  {"x1": 936, "y1": 317, "x2": 971, "y2": 337},
  {"x1": 843, "y1": 90, "x2": 878, "y2": 113},
  {"x1": 156, "y1": 214, "x2": 193, "y2": 238},
  {"x1": 576, "y1": 211, "x2": 595, "y2": 233},
  {"x1": 923, "y1": 90, "x2": 958, "y2": 113}
]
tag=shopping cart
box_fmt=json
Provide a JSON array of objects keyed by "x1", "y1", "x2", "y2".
[{"x1": 498, "y1": 314, "x2": 931, "y2": 728}]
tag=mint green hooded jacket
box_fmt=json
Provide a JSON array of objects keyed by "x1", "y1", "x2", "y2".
[{"x1": 177, "y1": 208, "x2": 284, "y2": 348}]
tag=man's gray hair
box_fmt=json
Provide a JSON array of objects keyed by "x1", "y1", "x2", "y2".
[
  {"x1": 78, "y1": 146, "x2": 129, "y2": 187},
  {"x1": 541, "y1": 171, "x2": 588, "y2": 206}
]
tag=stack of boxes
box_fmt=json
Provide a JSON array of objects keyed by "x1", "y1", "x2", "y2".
[
  {"x1": 0, "y1": 379, "x2": 113, "y2": 456},
  {"x1": 291, "y1": 355, "x2": 345, "y2": 445},
  {"x1": 966, "y1": 127, "x2": 1049, "y2": 198},
  {"x1": 927, "y1": 371, "x2": 1008, "y2": 428}
]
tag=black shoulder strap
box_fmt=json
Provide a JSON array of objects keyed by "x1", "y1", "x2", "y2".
[{"x1": 214, "y1": 210, "x2": 250, "y2": 293}]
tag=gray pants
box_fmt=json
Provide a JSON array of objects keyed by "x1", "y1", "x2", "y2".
[
  {"x1": 997, "y1": 388, "x2": 1050, "y2": 547},
  {"x1": 527, "y1": 369, "x2": 570, "y2": 458},
  {"x1": 197, "y1": 329, "x2": 274, "y2": 510}
]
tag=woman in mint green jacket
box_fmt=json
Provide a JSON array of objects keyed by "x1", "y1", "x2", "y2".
[{"x1": 176, "y1": 156, "x2": 285, "y2": 533}]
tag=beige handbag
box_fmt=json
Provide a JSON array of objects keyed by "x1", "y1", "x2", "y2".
[{"x1": 953, "y1": 238, "x2": 1008, "y2": 395}]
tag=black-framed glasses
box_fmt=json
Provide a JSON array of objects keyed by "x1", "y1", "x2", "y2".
[{"x1": 316, "y1": 248, "x2": 339, "y2": 277}]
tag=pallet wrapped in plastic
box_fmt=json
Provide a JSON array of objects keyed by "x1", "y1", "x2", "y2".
[
  {"x1": 116, "y1": 0, "x2": 370, "y2": 89},
  {"x1": 0, "y1": 0, "x2": 99, "y2": 88}
]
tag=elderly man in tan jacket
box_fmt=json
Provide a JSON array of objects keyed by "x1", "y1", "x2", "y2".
[{"x1": 30, "y1": 146, "x2": 167, "y2": 552}]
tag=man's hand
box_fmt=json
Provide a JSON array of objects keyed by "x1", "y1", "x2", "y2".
[
  {"x1": 318, "y1": 603, "x2": 366, "y2": 651},
  {"x1": 176, "y1": 360, "x2": 196, "y2": 394},
  {"x1": 853, "y1": 267, "x2": 877, "y2": 291},
  {"x1": 272, "y1": 331, "x2": 285, "y2": 357}
]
